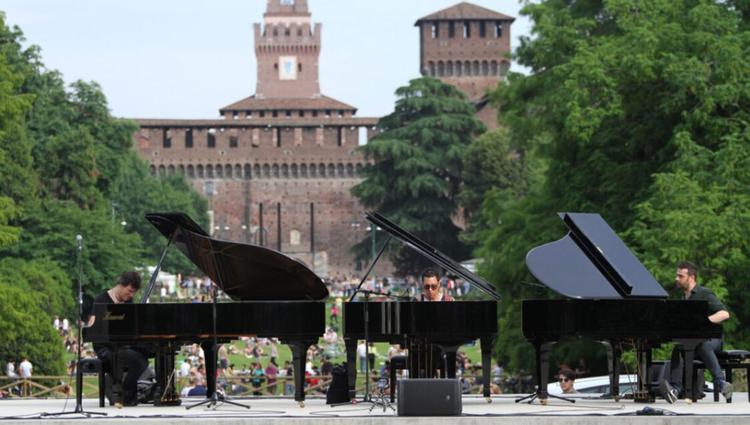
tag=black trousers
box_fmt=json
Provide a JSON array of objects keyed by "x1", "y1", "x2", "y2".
[{"x1": 96, "y1": 347, "x2": 148, "y2": 403}]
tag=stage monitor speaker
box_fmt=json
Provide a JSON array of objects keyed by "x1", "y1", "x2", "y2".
[{"x1": 397, "y1": 378, "x2": 462, "y2": 416}]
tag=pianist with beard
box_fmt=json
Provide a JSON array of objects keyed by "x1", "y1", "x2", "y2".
[
  {"x1": 421, "y1": 268, "x2": 454, "y2": 302},
  {"x1": 88, "y1": 271, "x2": 149, "y2": 407},
  {"x1": 660, "y1": 261, "x2": 733, "y2": 403}
]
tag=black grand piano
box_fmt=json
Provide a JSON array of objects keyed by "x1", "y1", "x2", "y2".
[
  {"x1": 343, "y1": 212, "x2": 500, "y2": 400},
  {"x1": 521, "y1": 212, "x2": 721, "y2": 402},
  {"x1": 84, "y1": 212, "x2": 327, "y2": 406}
]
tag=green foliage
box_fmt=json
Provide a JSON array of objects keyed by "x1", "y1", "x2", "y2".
[
  {"x1": 459, "y1": 128, "x2": 528, "y2": 246},
  {"x1": 477, "y1": 0, "x2": 750, "y2": 371},
  {"x1": 0, "y1": 284, "x2": 66, "y2": 375},
  {"x1": 0, "y1": 257, "x2": 75, "y2": 318},
  {"x1": 352, "y1": 77, "x2": 485, "y2": 274}
]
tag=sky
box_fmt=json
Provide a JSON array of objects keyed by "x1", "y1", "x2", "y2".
[{"x1": 2, "y1": 1, "x2": 531, "y2": 119}]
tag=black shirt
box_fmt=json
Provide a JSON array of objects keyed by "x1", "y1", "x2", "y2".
[{"x1": 686, "y1": 285, "x2": 726, "y2": 316}]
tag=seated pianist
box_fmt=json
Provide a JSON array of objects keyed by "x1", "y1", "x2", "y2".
[
  {"x1": 421, "y1": 268, "x2": 454, "y2": 302},
  {"x1": 87, "y1": 271, "x2": 149, "y2": 407}
]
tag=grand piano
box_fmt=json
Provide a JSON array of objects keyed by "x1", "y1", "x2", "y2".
[
  {"x1": 84, "y1": 212, "x2": 328, "y2": 406},
  {"x1": 343, "y1": 212, "x2": 500, "y2": 400},
  {"x1": 521, "y1": 212, "x2": 722, "y2": 403}
]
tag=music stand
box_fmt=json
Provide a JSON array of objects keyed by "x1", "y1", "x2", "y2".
[
  {"x1": 186, "y1": 282, "x2": 249, "y2": 410},
  {"x1": 43, "y1": 235, "x2": 107, "y2": 417}
]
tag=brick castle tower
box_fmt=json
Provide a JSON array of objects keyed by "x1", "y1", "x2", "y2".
[
  {"x1": 134, "y1": 0, "x2": 377, "y2": 277},
  {"x1": 415, "y1": 2, "x2": 514, "y2": 129}
]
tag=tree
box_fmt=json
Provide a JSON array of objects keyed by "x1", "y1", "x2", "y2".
[
  {"x1": 459, "y1": 128, "x2": 528, "y2": 246},
  {"x1": 352, "y1": 77, "x2": 485, "y2": 274},
  {"x1": 477, "y1": 0, "x2": 750, "y2": 371},
  {"x1": 0, "y1": 257, "x2": 75, "y2": 319},
  {"x1": 0, "y1": 284, "x2": 66, "y2": 376}
]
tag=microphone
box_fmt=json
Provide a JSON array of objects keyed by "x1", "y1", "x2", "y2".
[{"x1": 76, "y1": 234, "x2": 83, "y2": 251}]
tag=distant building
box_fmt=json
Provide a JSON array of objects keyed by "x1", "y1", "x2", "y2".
[
  {"x1": 134, "y1": 0, "x2": 377, "y2": 277},
  {"x1": 415, "y1": 2, "x2": 514, "y2": 129}
]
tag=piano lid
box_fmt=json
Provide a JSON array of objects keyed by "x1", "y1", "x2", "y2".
[
  {"x1": 525, "y1": 212, "x2": 667, "y2": 299},
  {"x1": 146, "y1": 213, "x2": 328, "y2": 301},
  {"x1": 366, "y1": 211, "x2": 501, "y2": 300}
]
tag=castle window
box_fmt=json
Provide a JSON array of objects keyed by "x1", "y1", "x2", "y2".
[
  {"x1": 207, "y1": 164, "x2": 214, "y2": 178},
  {"x1": 337, "y1": 127, "x2": 343, "y2": 146},
  {"x1": 260, "y1": 111, "x2": 265, "y2": 118},
  {"x1": 163, "y1": 129, "x2": 171, "y2": 148},
  {"x1": 229, "y1": 136, "x2": 238, "y2": 148},
  {"x1": 197, "y1": 165, "x2": 204, "y2": 178},
  {"x1": 312, "y1": 110, "x2": 318, "y2": 117},
  {"x1": 281, "y1": 164, "x2": 289, "y2": 178},
  {"x1": 300, "y1": 164, "x2": 307, "y2": 178},
  {"x1": 325, "y1": 110, "x2": 331, "y2": 118},
  {"x1": 446, "y1": 61, "x2": 453, "y2": 76},
  {"x1": 158, "y1": 165, "x2": 165, "y2": 176},
  {"x1": 490, "y1": 61, "x2": 498, "y2": 76},
  {"x1": 431, "y1": 22, "x2": 439, "y2": 38},
  {"x1": 298, "y1": 63, "x2": 302, "y2": 73},
  {"x1": 187, "y1": 165, "x2": 195, "y2": 178},
  {"x1": 428, "y1": 61, "x2": 436, "y2": 76},
  {"x1": 232, "y1": 111, "x2": 238, "y2": 120},
  {"x1": 337, "y1": 110, "x2": 343, "y2": 118},
  {"x1": 272, "y1": 164, "x2": 280, "y2": 178},
  {"x1": 286, "y1": 110, "x2": 292, "y2": 118},
  {"x1": 207, "y1": 130, "x2": 216, "y2": 148},
  {"x1": 479, "y1": 21, "x2": 486, "y2": 38},
  {"x1": 272, "y1": 111, "x2": 278, "y2": 117},
  {"x1": 185, "y1": 129, "x2": 193, "y2": 148},
  {"x1": 346, "y1": 163, "x2": 354, "y2": 177},
  {"x1": 252, "y1": 164, "x2": 260, "y2": 178},
  {"x1": 216, "y1": 164, "x2": 223, "y2": 178},
  {"x1": 495, "y1": 22, "x2": 503, "y2": 38},
  {"x1": 262, "y1": 164, "x2": 270, "y2": 178},
  {"x1": 309, "y1": 163, "x2": 317, "y2": 177},
  {"x1": 299, "y1": 110, "x2": 305, "y2": 117},
  {"x1": 464, "y1": 60, "x2": 471, "y2": 76},
  {"x1": 437, "y1": 61, "x2": 444, "y2": 77},
  {"x1": 448, "y1": 22, "x2": 455, "y2": 38},
  {"x1": 291, "y1": 163, "x2": 298, "y2": 178},
  {"x1": 463, "y1": 22, "x2": 471, "y2": 38}
]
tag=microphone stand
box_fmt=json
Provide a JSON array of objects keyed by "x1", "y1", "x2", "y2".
[
  {"x1": 43, "y1": 235, "x2": 107, "y2": 417},
  {"x1": 186, "y1": 283, "x2": 249, "y2": 410}
]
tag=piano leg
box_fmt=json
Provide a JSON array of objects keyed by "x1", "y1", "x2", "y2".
[
  {"x1": 438, "y1": 344, "x2": 460, "y2": 379},
  {"x1": 676, "y1": 339, "x2": 702, "y2": 403},
  {"x1": 288, "y1": 340, "x2": 316, "y2": 406},
  {"x1": 344, "y1": 338, "x2": 358, "y2": 400},
  {"x1": 480, "y1": 336, "x2": 494, "y2": 400},
  {"x1": 601, "y1": 340, "x2": 622, "y2": 400},
  {"x1": 634, "y1": 341, "x2": 656, "y2": 402},
  {"x1": 517, "y1": 340, "x2": 561, "y2": 404},
  {"x1": 201, "y1": 341, "x2": 216, "y2": 399},
  {"x1": 154, "y1": 342, "x2": 180, "y2": 406}
]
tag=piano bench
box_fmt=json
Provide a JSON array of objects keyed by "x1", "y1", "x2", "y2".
[
  {"x1": 693, "y1": 349, "x2": 750, "y2": 403},
  {"x1": 390, "y1": 355, "x2": 408, "y2": 403},
  {"x1": 77, "y1": 358, "x2": 106, "y2": 407}
]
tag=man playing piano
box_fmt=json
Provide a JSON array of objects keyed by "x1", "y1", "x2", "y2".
[
  {"x1": 89, "y1": 271, "x2": 149, "y2": 407},
  {"x1": 421, "y1": 268, "x2": 454, "y2": 302},
  {"x1": 660, "y1": 261, "x2": 732, "y2": 403}
]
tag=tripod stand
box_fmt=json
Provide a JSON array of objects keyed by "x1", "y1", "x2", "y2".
[
  {"x1": 186, "y1": 283, "x2": 249, "y2": 410},
  {"x1": 43, "y1": 235, "x2": 107, "y2": 418}
]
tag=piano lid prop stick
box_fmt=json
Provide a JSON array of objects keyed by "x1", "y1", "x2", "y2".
[
  {"x1": 348, "y1": 236, "x2": 392, "y2": 302},
  {"x1": 140, "y1": 232, "x2": 176, "y2": 303}
]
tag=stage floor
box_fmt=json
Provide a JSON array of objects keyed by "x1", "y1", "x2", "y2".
[{"x1": 1, "y1": 393, "x2": 749, "y2": 424}]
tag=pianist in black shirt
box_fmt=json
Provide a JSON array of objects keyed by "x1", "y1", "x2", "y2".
[
  {"x1": 421, "y1": 268, "x2": 454, "y2": 302},
  {"x1": 660, "y1": 261, "x2": 732, "y2": 403},
  {"x1": 89, "y1": 271, "x2": 149, "y2": 407}
]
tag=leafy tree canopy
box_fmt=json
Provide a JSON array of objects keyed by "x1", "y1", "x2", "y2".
[
  {"x1": 477, "y1": 0, "x2": 750, "y2": 371},
  {"x1": 352, "y1": 77, "x2": 485, "y2": 274}
]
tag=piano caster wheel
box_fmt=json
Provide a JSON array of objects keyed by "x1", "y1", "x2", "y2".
[
  {"x1": 114, "y1": 402, "x2": 123, "y2": 409},
  {"x1": 540, "y1": 399, "x2": 548, "y2": 406},
  {"x1": 298, "y1": 401, "x2": 305, "y2": 408},
  {"x1": 485, "y1": 397, "x2": 492, "y2": 403}
]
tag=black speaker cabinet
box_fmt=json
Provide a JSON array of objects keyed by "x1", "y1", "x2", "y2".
[{"x1": 397, "y1": 378, "x2": 462, "y2": 416}]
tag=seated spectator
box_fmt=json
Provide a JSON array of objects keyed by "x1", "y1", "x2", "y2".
[{"x1": 187, "y1": 377, "x2": 207, "y2": 397}]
